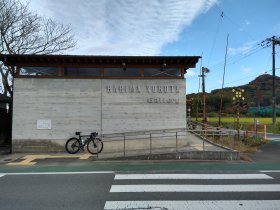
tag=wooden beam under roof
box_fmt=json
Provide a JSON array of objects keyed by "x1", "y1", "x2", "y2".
[{"x1": 0, "y1": 54, "x2": 201, "y2": 68}]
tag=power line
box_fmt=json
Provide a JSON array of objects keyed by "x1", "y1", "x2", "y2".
[
  {"x1": 212, "y1": 2, "x2": 256, "y2": 41},
  {"x1": 206, "y1": 10, "x2": 224, "y2": 67},
  {"x1": 207, "y1": 37, "x2": 279, "y2": 86},
  {"x1": 205, "y1": 41, "x2": 276, "y2": 92},
  {"x1": 208, "y1": 68, "x2": 280, "y2": 91},
  {"x1": 209, "y1": 44, "x2": 266, "y2": 70},
  {"x1": 226, "y1": 45, "x2": 267, "y2": 65},
  {"x1": 210, "y1": 44, "x2": 264, "y2": 68}
]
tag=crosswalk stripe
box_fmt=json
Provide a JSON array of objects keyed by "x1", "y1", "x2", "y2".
[
  {"x1": 115, "y1": 174, "x2": 273, "y2": 180},
  {"x1": 110, "y1": 184, "x2": 280, "y2": 192},
  {"x1": 104, "y1": 200, "x2": 280, "y2": 210}
]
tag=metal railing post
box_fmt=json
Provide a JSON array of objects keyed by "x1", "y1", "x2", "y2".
[
  {"x1": 232, "y1": 132, "x2": 234, "y2": 149},
  {"x1": 203, "y1": 130, "x2": 205, "y2": 152},
  {"x1": 176, "y1": 132, "x2": 178, "y2": 153},
  {"x1": 150, "y1": 133, "x2": 152, "y2": 155},
  {"x1": 124, "y1": 135, "x2": 126, "y2": 158}
]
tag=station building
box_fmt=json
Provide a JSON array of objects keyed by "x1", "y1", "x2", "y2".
[{"x1": 0, "y1": 54, "x2": 200, "y2": 152}]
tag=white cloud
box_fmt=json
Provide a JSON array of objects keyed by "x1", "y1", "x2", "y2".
[
  {"x1": 228, "y1": 41, "x2": 257, "y2": 56},
  {"x1": 244, "y1": 20, "x2": 251, "y2": 25},
  {"x1": 241, "y1": 66, "x2": 252, "y2": 74},
  {"x1": 185, "y1": 69, "x2": 196, "y2": 77},
  {"x1": 27, "y1": 0, "x2": 217, "y2": 55}
]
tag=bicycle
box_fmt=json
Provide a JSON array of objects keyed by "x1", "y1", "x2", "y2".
[{"x1": 65, "y1": 132, "x2": 103, "y2": 155}]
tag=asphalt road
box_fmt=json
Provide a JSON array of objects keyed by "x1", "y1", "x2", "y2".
[
  {"x1": 248, "y1": 139, "x2": 280, "y2": 163},
  {"x1": 0, "y1": 135, "x2": 280, "y2": 209},
  {"x1": 1, "y1": 171, "x2": 280, "y2": 210},
  {"x1": 0, "y1": 172, "x2": 114, "y2": 210}
]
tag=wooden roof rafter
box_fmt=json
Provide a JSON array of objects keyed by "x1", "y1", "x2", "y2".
[{"x1": 0, "y1": 54, "x2": 201, "y2": 69}]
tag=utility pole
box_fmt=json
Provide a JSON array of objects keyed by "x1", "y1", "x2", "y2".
[
  {"x1": 219, "y1": 34, "x2": 229, "y2": 126},
  {"x1": 271, "y1": 36, "x2": 280, "y2": 125},
  {"x1": 261, "y1": 36, "x2": 280, "y2": 125},
  {"x1": 272, "y1": 36, "x2": 276, "y2": 125},
  {"x1": 199, "y1": 67, "x2": 210, "y2": 127}
]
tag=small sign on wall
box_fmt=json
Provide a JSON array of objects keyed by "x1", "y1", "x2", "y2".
[{"x1": 37, "y1": 119, "x2": 51, "y2": 130}]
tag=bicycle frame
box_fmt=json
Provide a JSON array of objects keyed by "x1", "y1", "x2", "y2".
[
  {"x1": 75, "y1": 132, "x2": 98, "y2": 149},
  {"x1": 65, "y1": 131, "x2": 102, "y2": 154}
]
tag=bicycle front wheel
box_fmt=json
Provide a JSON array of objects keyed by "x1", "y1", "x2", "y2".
[
  {"x1": 65, "y1": 137, "x2": 80, "y2": 154},
  {"x1": 87, "y1": 138, "x2": 103, "y2": 154}
]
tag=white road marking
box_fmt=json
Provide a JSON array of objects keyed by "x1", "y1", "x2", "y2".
[
  {"x1": 104, "y1": 200, "x2": 280, "y2": 210},
  {"x1": 260, "y1": 170, "x2": 280, "y2": 173},
  {"x1": 115, "y1": 173, "x2": 273, "y2": 180},
  {"x1": 0, "y1": 171, "x2": 114, "y2": 176},
  {"x1": 268, "y1": 138, "x2": 280, "y2": 141},
  {"x1": 110, "y1": 184, "x2": 280, "y2": 192},
  {"x1": 0, "y1": 174, "x2": 4, "y2": 178}
]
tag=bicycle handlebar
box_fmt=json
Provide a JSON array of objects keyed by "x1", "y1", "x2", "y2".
[{"x1": 90, "y1": 132, "x2": 98, "y2": 137}]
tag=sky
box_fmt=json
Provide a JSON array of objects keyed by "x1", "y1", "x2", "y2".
[{"x1": 26, "y1": 0, "x2": 280, "y2": 94}]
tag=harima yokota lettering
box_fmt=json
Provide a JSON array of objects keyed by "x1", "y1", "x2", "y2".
[
  {"x1": 106, "y1": 85, "x2": 180, "y2": 94},
  {"x1": 106, "y1": 85, "x2": 141, "y2": 93},
  {"x1": 146, "y1": 85, "x2": 179, "y2": 93}
]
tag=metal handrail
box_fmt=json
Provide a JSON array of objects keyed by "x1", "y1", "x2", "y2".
[{"x1": 95, "y1": 127, "x2": 236, "y2": 159}]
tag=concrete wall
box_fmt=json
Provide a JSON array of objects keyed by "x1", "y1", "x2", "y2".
[{"x1": 12, "y1": 78, "x2": 186, "y2": 152}]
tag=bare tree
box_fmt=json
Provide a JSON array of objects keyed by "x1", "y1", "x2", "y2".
[{"x1": 0, "y1": 0, "x2": 76, "y2": 96}]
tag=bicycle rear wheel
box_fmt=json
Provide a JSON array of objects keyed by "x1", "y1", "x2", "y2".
[
  {"x1": 65, "y1": 137, "x2": 80, "y2": 154},
  {"x1": 87, "y1": 138, "x2": 103, "y2": 154}
]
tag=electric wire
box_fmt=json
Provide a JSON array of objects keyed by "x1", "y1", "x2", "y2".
[
  {"x1": 212, "y1": 2, "x2": 256, "y2": 41},
  {"x1": 209, "y1": 44, "x2": 267, "y2": 70},
  {"x1": 207, "y1": 38, "x2": 280, "y2": 92},
  {"x1": 190, "y1": 2, "x2": 280, "y2": 95},
  {"x1": 206, "y1": 10, "x2": 223, "y2": 67},
  {"x1": 191, "y1": 44, "x2": 267, "y2": 92},
  {"x1": 208, "y1": 67, "x2": 280, "y2": 91}
]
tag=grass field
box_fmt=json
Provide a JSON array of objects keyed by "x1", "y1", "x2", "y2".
[
  {"x1": 204, "y1": 117, "x2": 277, "y2": 125},
  {"x1": 195, "y1": 117, "x2": 280, "y2": 133},
  {"x1": 193, "y1": 117, "x2": 274, "y2": 151}
]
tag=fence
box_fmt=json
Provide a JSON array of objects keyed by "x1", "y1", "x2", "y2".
[
  {"x1": 245, "y1": 124, "x2": 267, "y2": 140},
  {"x1": 95, "y1": 127, "x2": 238, "y2": 160}
]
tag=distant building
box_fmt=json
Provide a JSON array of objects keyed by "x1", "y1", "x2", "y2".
[{"x1": 0, "y1": 54, "x2": 200, "y2": 152}]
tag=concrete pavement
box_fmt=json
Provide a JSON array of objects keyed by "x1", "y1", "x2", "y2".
[
  {"x1": 2, "y1": 130, "x2": 279, "y2": 169},
  {"x1": 0, "y1": 129, "x2": 239, "y2": 166}
]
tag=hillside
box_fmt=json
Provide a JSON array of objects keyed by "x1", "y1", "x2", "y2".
[{"x1": 187, "y1": 74, "x2": 280, "y2": 116}]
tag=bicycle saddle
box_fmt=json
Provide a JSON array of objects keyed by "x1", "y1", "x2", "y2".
[{"x1": 75, "y1": 132, "x2": 81, "y2": 135}]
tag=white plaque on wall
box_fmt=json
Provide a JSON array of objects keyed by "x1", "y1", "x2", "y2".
[{"x1": 37, "y1": 119, "x2": 51, "y2": 129}]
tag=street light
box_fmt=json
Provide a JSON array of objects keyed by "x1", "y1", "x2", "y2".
[{"x1": 232, "y1": 88, "x2": 245, "y2": 141}]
